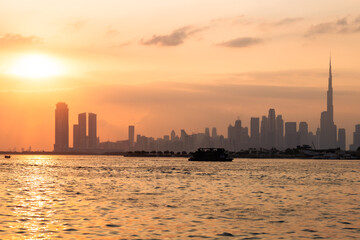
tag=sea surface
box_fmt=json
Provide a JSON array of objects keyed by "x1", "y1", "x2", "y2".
[{"x1": 0, "y1": 155, "x2": 359, "y2": 239}]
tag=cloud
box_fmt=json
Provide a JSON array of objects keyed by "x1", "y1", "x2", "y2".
[
  {"x1": 0, "y1": 33, "x2": 43, "y2": 50},
  {"x1": 305, "y1": 16, "x2": 360, "y2": 37},
  {"x1": 142, "y1": 26, "x2": 201, "y2": 46},
  {"x1": 275, "y1": 17, "x2": 303, "y2": 26},
  {"x1": 336, "y1": 17, "x2": 348, "y2": 26},
  {"x1": 106, "y1": 28, "x2": 119, "y2": 38},
  {"x1": 355, "y1": 15, "x2": 360, "y2": 23},
  {"x1": 218, "y1": 37, "x2": 263, "y2": 48},
  {"x1": 305, "y1": 22, "x2": 335, "y2": 36}
]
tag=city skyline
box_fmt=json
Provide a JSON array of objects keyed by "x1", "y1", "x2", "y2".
[
  {"x1": 53, "y1": 59, "x2": 360, "y2": 152},
  {"x1": 4, "y1": 57, "x2": 360, "y2": 152},
  {"x1": 1, "y1": 1, "x2": 360, "y2": 150}
]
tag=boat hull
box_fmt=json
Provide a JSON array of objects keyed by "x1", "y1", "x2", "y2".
[{"x1": 189, "y1": 157, "x2": 233, "y2": 162}]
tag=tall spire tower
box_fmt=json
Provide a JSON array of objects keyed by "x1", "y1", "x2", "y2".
[
  {"x1": 320, "y1": 55, "x2": 337, "y2": 149},
  {"x1": 327, "y1": 55, "x2": 333, "y2": 123}
]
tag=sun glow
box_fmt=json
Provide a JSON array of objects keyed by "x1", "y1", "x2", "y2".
[{"x1": 8, "y1": 54, "x2": 65, "y2": 79}]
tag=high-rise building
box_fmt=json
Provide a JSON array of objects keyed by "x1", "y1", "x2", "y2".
[
  {"x1": 54, "y1": 102, "x2": 69, "y2": 152},
  {"x1": 181, "y1": 129, "x2": 188, "y2": 141},
  {"x1": 211, "y1": 127, "x2": 217, "y2": 138},
  {"x1": 285, "y1": 122, "x2": 297, "y2": 149},
  {"x1": 128, "y1": 125, "x2": 135, "y2": 148},
  {"x1": 88, "y1": 113, "x2": 97, "y2": 149},
  {"x1": 308, "y1": 131, "x2": 316, "y2": 149},
  {"x1": 78, "y1": 113, "x2": 87, "y2": 149},
  {"x1": 315, "y1": 128, "x2": 321, "y2": 149},
  {"x1": 205, "y1": 128, "x2": 210, "y2": 137},
  {"x1": 171, "y1": 130, "x2": 176, "y2": 141},
  {"x1": 250, "y1": 117, "x2": 260, "y2": 149},
  {"x1": 350, "y1": 124, "x2": 360, "y2": 151},
  {"x1": 276, "y1": 115, "x2": 284, "y2": 150},
  {"x1": 267, "y1": 109, "x2": 276, "y2": 148},
  {"x1": 338, "y1": 128, "x2": 346, "y2": 150},
  {"x1": 227, "y1": 119, "x2": 249, "y2": 151},
  {"x1": 299, "y1": 122, "x2": 309, "y2": 146},
  {"x1": 320, "y1": 57, "x2": 337, "y2": 149},
  {"x1": 260, "y1": 116, "x2": 268, "y2": 148}
]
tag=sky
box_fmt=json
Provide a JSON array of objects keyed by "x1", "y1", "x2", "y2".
[{"x1": 1, "y1": 0, "x2": 360, "y2": 151}]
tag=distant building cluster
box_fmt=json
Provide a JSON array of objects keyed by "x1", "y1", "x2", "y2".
[
  {"x1": 54, "y1": 59, "x2": 360, "y2": 153},
  {"x1": 73, "y1": 112, "x2": 98, "y2": 151},
  {"x1": 54, "y1": 105, "x2": 99, "y2": 153}
]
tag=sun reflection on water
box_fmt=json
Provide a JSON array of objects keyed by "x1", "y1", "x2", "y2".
[
  {"x1": 0, "y1": 156, "x2": 360, "y2": 239},
  {"x1": 9, "y1": 156, "x2": 59, "y2": 239}
]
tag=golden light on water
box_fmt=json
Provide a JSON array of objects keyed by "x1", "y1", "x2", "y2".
[{"x1": 7, "y1": 54, "x2": 65, "y2": 79}]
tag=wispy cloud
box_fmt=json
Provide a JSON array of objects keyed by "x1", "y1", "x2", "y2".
[
  {"x1": 218, "y1": 37, "x2": 263, "y2": 48},
  {"x1": 274, "y1": 17, "x2": 303, "y2": 26},
  {"x1": 142, "y1": 26, "x2": 202, "y2": 46},
  {"x1": 305, "y1": 16, "x2": 360, "y2": 37},
  {"x1": 105, "y1": 28, "x2": 120, "y2": 38},
  {"x1": 0, "y1": 33, "x2": 43, "y2": 50}
]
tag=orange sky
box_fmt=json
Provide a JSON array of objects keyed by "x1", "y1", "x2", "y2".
[{"x1": 1, "y1": 0, "x2": 360, "y2": 150}]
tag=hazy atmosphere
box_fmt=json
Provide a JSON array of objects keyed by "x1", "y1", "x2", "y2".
[{"x1": 1, "y1": 0, "x2": 360, "y2": 150}]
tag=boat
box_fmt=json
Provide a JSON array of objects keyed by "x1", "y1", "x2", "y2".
[
  {"x1": 189, "y1": 148, "x2": 233, "y2": 162},
  {"x1": 4, "y1": 155, "x2": 11, "y2": 159}
]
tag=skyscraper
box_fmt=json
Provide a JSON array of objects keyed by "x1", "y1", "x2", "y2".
[
  {"x1": 250, "y1": 117, "x2": 260, "y2": 149},
  {"x1": 128, "y1": 125, "x2": 135, "y2": 148},
  {"x1": 276, "y1": 115, "x2": 284, "y2": 150},
  {"x1": 205, "y1": 128, "x2": 210, "y2": 137},
  {"x1": 338, "y1": 128, "x2": 346, "y2": 150},
  {"x1": 285, "y1": 122, "x2": 297, "y2": 149},
  {"x1": 320, "y1": 57, "x2": 337, "y2": 149},
  {"x1": 299, "y1": 122, "x2": 309, "y2": 146},
  {"x1": 88, "y1": 113, "x2": 97, "y2": 149},
  {"x1": 170, "y1": 130, "x2": 176, "y2": 141},
  {"x1": 350, "y1": 124, "x2": 360, "y2": 151},
  {"x1": 267, "y1": 108, "x2": 276, "y2": 148},
  {"x1": 78, "y1": 113, "x2": 87, "y2": 149},
  {"x1": 260, "y1": 116, "x2": 268, "y2": 148},
  {"x1": 211, "y1": 127, "x2": 218, "y2": 138},
  {"x1": 54, "y1": 102, "x2": 69, "y2": 152}
]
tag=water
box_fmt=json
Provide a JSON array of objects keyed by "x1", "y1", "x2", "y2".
[{"x1": 0, "y1": 155, "x2": 359, "y2": 239}]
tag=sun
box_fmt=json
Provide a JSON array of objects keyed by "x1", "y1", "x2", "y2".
[{"x1": 8, "y1": 54, "x2": 65, "y2": 79}]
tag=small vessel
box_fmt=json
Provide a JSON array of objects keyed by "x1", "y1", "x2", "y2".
[
  {"x1": 4, "y1": 155, "x2": 11, "y2": 159},
  {"x1": 189, "y1": 148, "x2": 233, "y2": 162}
]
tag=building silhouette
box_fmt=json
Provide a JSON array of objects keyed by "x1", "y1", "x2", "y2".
[
  {"x1": 338, "y1": 128, "x2": 346, "y2": 150},
  {"x1": 320, "y1": 57, "x2": 337, "y2": 149},
  {"x1": 211, "y1": 127, "x2": 217, "y2": 138},
  {"x1": 72, "y1": 112, "x2": 98, "y2": 151},
  {"x1": 205, "y1": 128, "x2": 210, "y2": 137},
  {"x1": 170, "y1": 130, "x2": 176, "y2": 141},
  {"x1": 285, "y1": 122, "x2": 297, "y2": 149},
  {"x1": 299, "y1": 122, "x2": 309, "y2": 146},
  {"x1": 260, "y1": 116, "x2": 268, "y2": 148},
  {"x1": 88, "y1": 113, "x2": 97, "y2": 149},
  {"x1": 350, "y1": 124, "x2": 360, "y2": 150},
  {"x1": 78, "y1": 113, "x2": 87, "y2": 149},
  {"x1": 54, "y1": 102, "x2": 69, "y2": 152},
  {"x1": 250, "y1": 117, "x2": 260, "y2": 149},
  {"x1": 276, "y1": 115, "x2": 284, "y2": 150},
  {"x1": 93, "y1": 109, "x2": 360, "y2": 153},
  {"x1": 267, "y1": 109, "x2": 276, "y2": 148},
  {"x1": 128, "y1": 125, "x2": 135, "y2": 149},
  {"x1": 53, "y1": 59, "x2": 360, "y2": 153}
]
